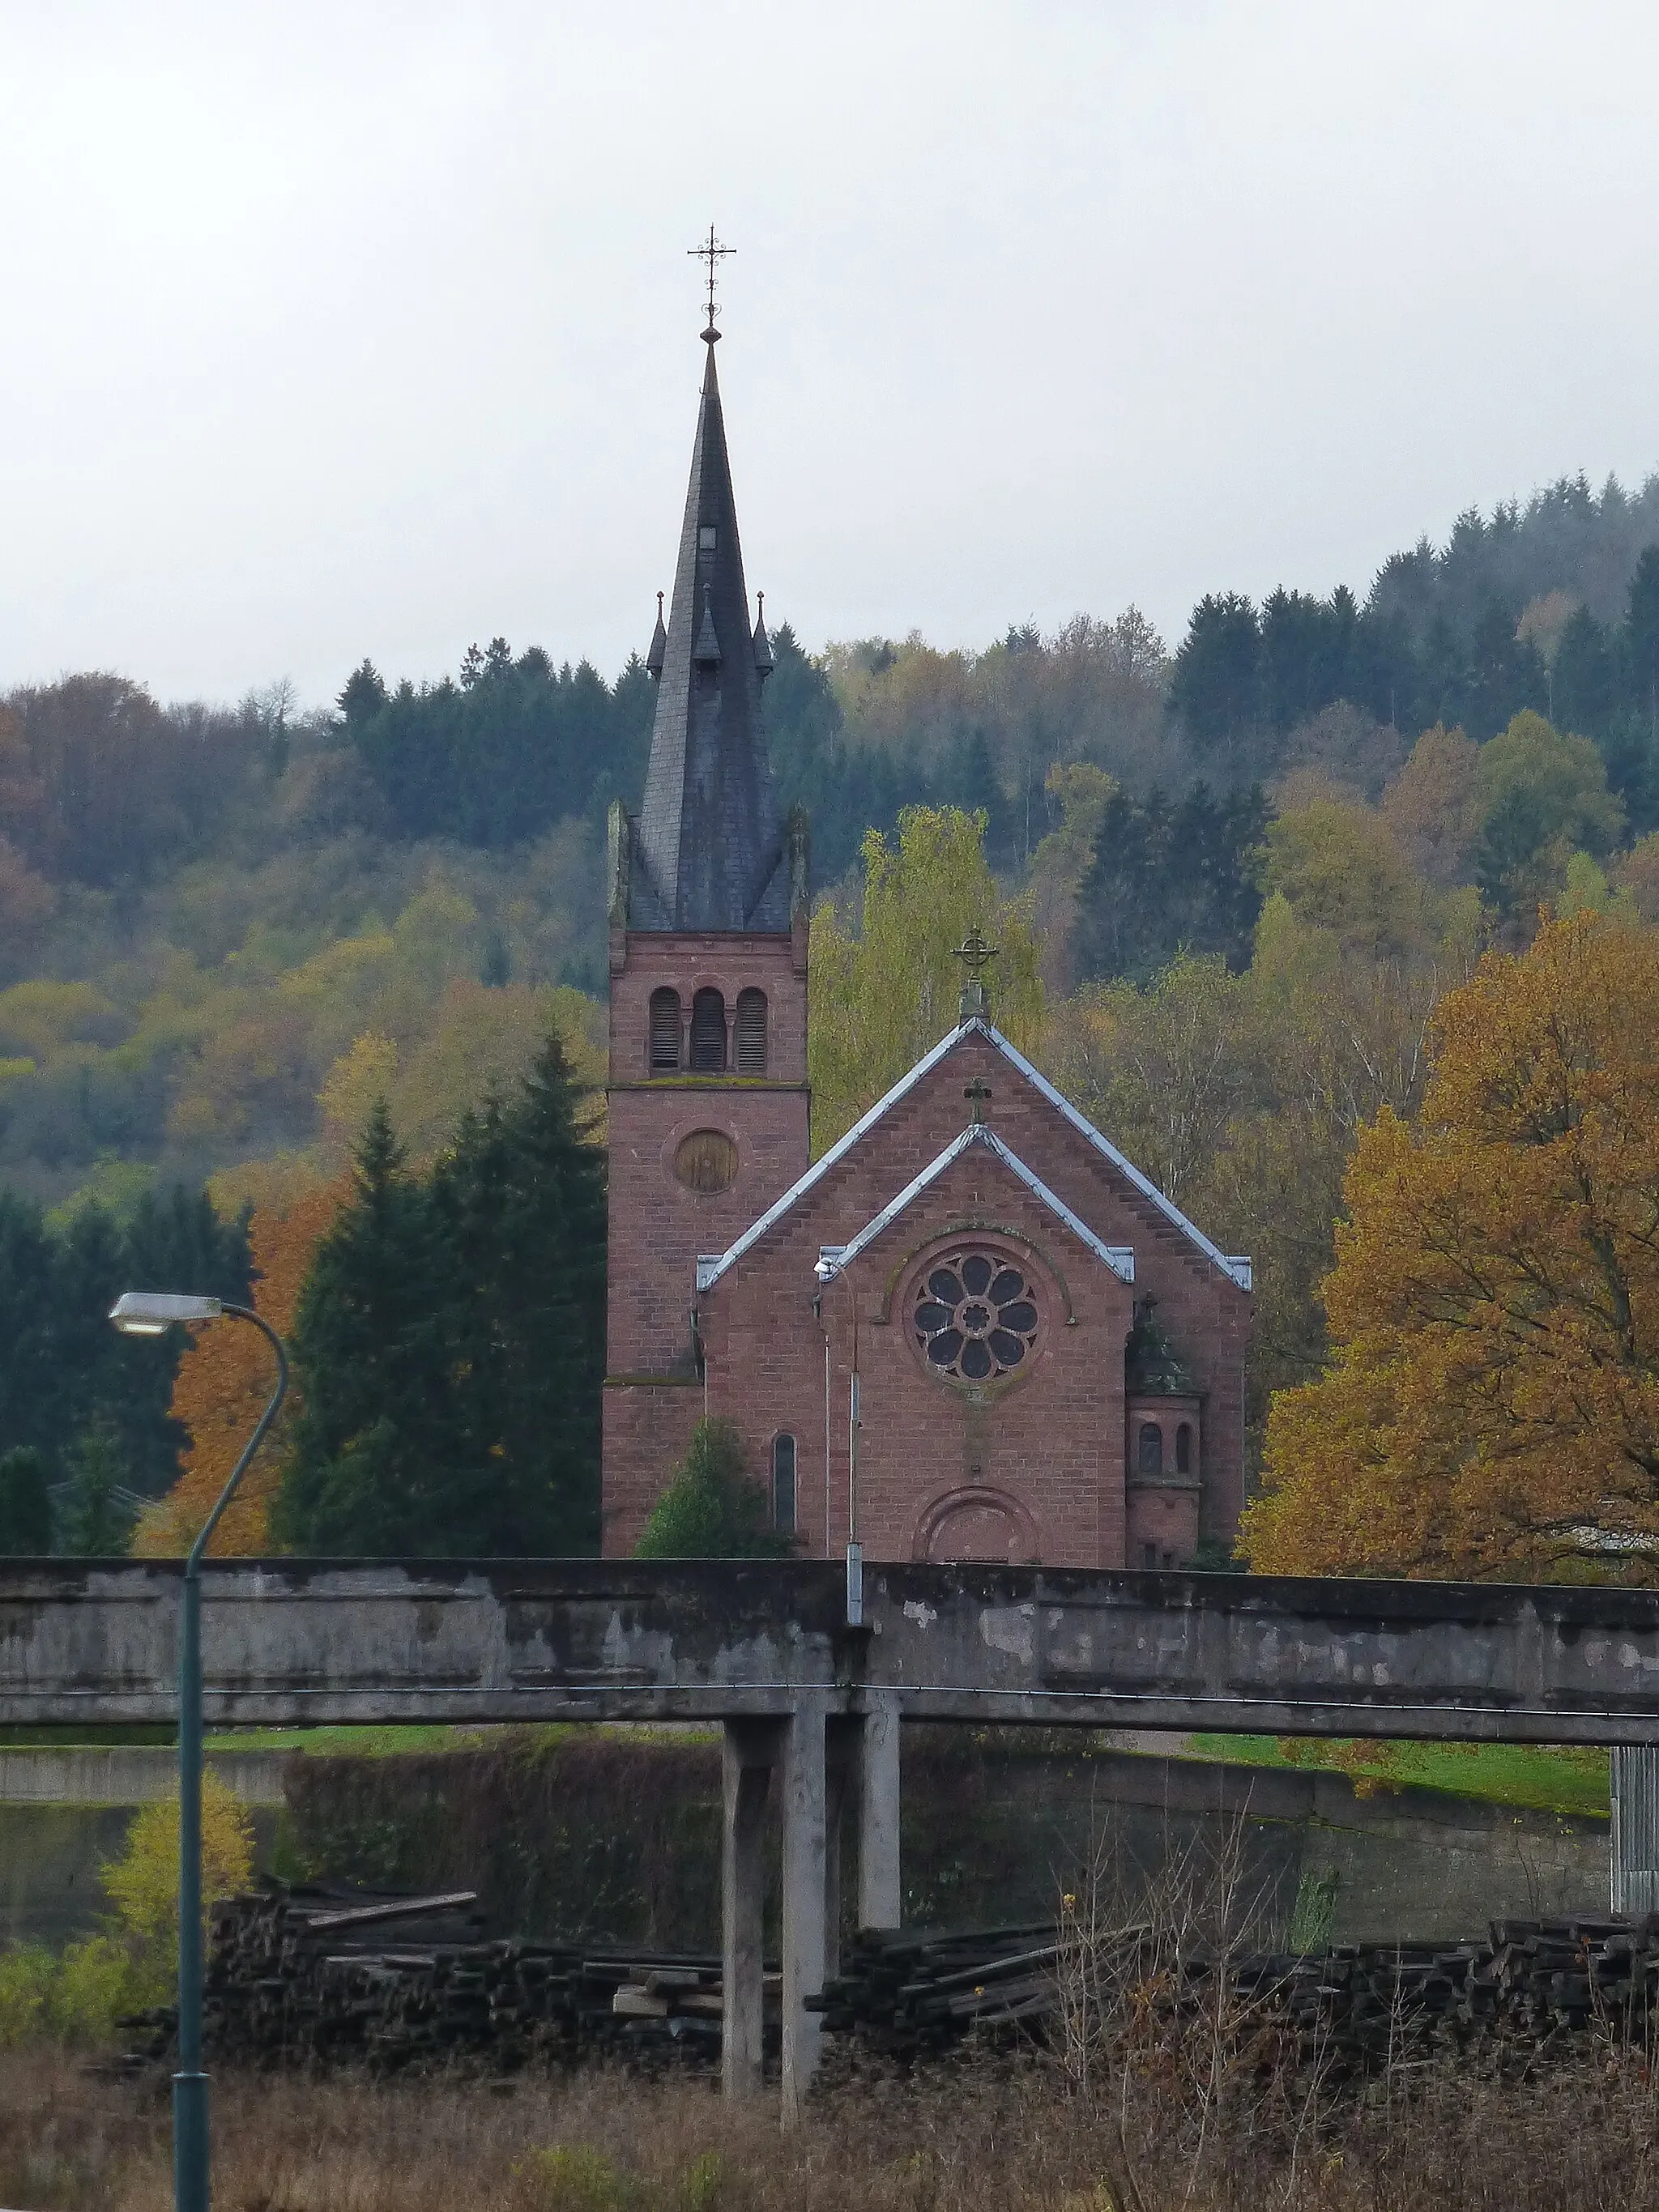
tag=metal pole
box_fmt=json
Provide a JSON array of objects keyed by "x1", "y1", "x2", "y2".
[
  {"x1": 847, "y1": 1284, "x2": 862, "y2": 1626},
  {"x1": 174, "y1": 1302, "x2": 288, "y2": 2212}
]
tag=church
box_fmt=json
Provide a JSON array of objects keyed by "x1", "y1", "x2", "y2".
[{"x1": 602, "y1": 314, "x2": 1252, "y2": 1569}]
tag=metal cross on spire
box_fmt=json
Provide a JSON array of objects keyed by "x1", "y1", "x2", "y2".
[
  {"x1": 689, "y1": 225, "x2": 736, "y2": 342},
  {"x1": 953, "y1": 923, "x2": 1000, "y2": 1021}
]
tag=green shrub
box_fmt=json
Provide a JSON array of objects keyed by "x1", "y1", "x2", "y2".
[
  {"x1": 0, "y1": 1774, "x2": 255, "y2": 2048},
  {"x1": 49, "y1": 1935, "x2": 155, "y2": 2044},
  {"x1": 681, "y1": 2151, "x2": 724, "y2": 2212},
  {"x1": 0, "y1": 1945, "x2": 55, "y2": 2046},
  {"x1": 635, "y1": 1419, "x2": 793, "y2": 1559},
  {"x1": 519, "y1": 2144, "x2": 633, "y2": 2212}
]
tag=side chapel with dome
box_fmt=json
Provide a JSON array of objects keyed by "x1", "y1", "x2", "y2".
[{"x1": 602, "y1": 313, "x2": 1252, "y2": 1567}]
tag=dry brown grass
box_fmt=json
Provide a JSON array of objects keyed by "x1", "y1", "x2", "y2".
[{"x1": 6, "y1": 2043, "x2": 1659, "y2": 2212}]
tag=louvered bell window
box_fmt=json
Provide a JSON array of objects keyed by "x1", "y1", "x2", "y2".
[
  {"x1": 689, "y1": 989, "x2": 727, "y2": 1071},
  {"x1": 649, "y1": 988, "x2": 681, "y2": 1072},
  {"x1": 734, "y1": 988, "x2": 767, "y2": 1075}
]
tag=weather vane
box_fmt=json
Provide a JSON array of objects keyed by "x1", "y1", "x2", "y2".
[{"x1": 689, "y1": 225, "x2": 736, "y2": 341}]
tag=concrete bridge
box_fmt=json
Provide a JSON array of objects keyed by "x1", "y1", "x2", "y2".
[{"x1": 7, "y1": 1556, "x2": 1659, "y2": 2116}]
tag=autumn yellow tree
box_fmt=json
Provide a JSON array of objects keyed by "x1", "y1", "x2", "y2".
[
  {"x1": 808, "y1": 805, "x2": 1043, "y2": 1152},
  {"x1": 1244, "y1": 912, "x2": 1659, "y2": 1579},
  {"x1": 133, "y1": 1179, "x2": 347, "y2": 1557}
]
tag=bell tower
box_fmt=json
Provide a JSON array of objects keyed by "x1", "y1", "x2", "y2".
[{"x1": 601, "y1": 283, "x2": 812, "y2": 1554}]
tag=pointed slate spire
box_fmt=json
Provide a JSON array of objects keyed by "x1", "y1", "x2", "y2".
[
  {"x1": 753, "y1": 590, "x2": 774, "y2": 680},
  {"x1": 646, "y1": 590, "x2": 667, "y2": 680},
  {"x1": 630, "y1": 335, "x2": 787, "y2": 931}
]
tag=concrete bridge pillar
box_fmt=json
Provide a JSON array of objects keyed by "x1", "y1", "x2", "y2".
[
  {"x1": 855, "y1": 1690, "x2": 902, "y2": 1929},
  {"x1": 780, "y1": 1696, "x2": 828, "y2": 2124},
  {"x1": 720, "y1": 1695, "x2": 903, "y2": 2122},
  {"x1": 721, "y1": 1718, "x2": 779, "y2": 2100},
  {"x1": 1612, "y1": 1745, "x2": 1659, "y2": 1915}
]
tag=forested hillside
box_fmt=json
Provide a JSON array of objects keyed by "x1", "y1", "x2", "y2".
[{"x1": 2, "y1": 465, "x2": 1657, "y2": 1551}]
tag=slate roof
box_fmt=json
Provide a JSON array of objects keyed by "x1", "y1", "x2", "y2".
[{"x1": 629, "y1": 336, "x2": 788, "y2": 931}]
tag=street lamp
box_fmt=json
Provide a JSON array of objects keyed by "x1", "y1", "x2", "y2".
[
  {"x1": 109, "y1": 1292, "x2": 289, "y2": 2212},
  {"x1": 813, "y1": 1253, "x2": 863, "y2": 1627}
]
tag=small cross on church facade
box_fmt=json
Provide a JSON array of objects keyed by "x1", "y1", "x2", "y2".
[{"x1": 599, "y1": 287, "x2": 1252, "y2": 1571}]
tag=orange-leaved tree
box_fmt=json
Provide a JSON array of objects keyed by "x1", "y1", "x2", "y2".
[
  {"x1": 1243, "y1": 911, "x2": 1659, "y2": 1579},
  {"x1": 133, "y1": 1178, "x2": 347, "y2": 1557}
]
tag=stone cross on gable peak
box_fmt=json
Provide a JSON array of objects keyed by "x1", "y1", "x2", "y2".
[{"x1": 953, "y1": 923, "x2": 1000, "y2": 1021}]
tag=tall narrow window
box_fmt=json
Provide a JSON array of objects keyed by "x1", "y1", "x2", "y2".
[
  {"x1": 690, "y1": 988, "x2": 727, "y2": 1071},
  {"x1": 649, "y1": 988, "x2": 681, "y2": 1072},
  {"x1": 1175, "y1": 1422, "x2": 1192, "y2": 1476},
  {"x1": 772, "y1": 1433, "x2": 797, "y2": 1536},
  {"x1": 734, "y1": 987, "x2": 768, "y2": 1075},
  {"x1": 1137, "y1": 1422, "x2": 1164, "y2": 1477}
]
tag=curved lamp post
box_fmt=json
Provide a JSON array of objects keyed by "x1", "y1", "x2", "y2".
[{"x1": 109, "y1": 1292, "x2": 288, "y2": 2212}]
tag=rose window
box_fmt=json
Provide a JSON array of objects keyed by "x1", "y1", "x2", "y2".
[{"x1": 913, "y1": 1250, "x2": 1038, "y2": 1383}]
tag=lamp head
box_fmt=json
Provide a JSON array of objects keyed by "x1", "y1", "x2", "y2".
[{"x1": 109, "y1": 1291, "x2": 224, "y2": 1338}]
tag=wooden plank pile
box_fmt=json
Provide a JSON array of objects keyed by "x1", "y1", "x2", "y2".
[
  {"x1": 117, "y1": 1879, "x2": 770, "y2": 2074},
  {"x1": 808, "y1": 1923, "x2": 1068, "y2": 2052},
  {"x1": 115, "y1": 1890, "x2": 1659, "y2": 2082},
  {"x1": 809, "y1": 1915, "x2": 1659, "y2": 2075}
]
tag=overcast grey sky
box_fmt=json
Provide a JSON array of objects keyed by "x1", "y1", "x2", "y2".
[{"x1": 2, "y1": 2, "x2": 1655, "y2": 707}]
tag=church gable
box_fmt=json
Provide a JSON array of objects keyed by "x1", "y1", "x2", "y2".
[
  {"x1": 697, "y1": 1126, "x2": 1141, "y2": 1569},
  {"x1": 823, "y1": 1123, "x2": 1135, "y2": 1289},
  {"x1": 698, "y1": 1018, "x2": 1248, "y2": 1298}
]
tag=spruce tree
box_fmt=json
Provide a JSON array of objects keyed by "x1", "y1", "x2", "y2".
[
  {"x1": 634, "y1": 1420, "x2": 792, "y2": 1559},
  {"x1": 60, "y1": 1421, "x2": 139, "y2": 1555},
  {"x1": 433, "y1": 1029, "x2": 607, "y2": 1553},
  {"x1": 277, "y1": 1103, "x2": 476, "y2": 1554},
  {"x1": 0, "y1": 1447, "x2": 51, "y2": 1554}
]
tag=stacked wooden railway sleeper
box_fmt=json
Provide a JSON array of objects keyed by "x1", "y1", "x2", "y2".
[
  {"x1": 117, "y1": 1880, "x2": 774, "y2": 2074},
  {"x1": 117, "y1": 1890, "x2": 1659, "y2": 2081},
  {"x1": 809, "y1": 1916, "x2": 1659, "y2": 2075}
]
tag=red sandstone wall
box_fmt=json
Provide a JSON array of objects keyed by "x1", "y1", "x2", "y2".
[
  {"x1": 699, "y1": 1142, "x2": 1133, "y2": 1568},
  {"x1": 603, "y1": 926, "x2": 811, "y2": 1557},
  {"x1": 693, "y1": 1029, "x2": 1251, "y2": 1567}
]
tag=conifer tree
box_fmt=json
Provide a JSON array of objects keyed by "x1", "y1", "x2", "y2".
[
  {"x1": 0, "y1": 1447, "x2": 51, "y2": 1554},
  {"x1": 277, "y1": 1039, "x2": 607, "y2": 1557},
  {"x1": 276, "y1": 1103, "x2": 474, "y2": 1554},
  {"x1": 634, "y1": 1420, "x2": 793, "y2": 1559},
  {"x1": 60, "y1": 1421, "x2": 138, "y2": 1556},
  {"x1": 433, "y1": 1029, "x2": 607, "y2": 1553}
]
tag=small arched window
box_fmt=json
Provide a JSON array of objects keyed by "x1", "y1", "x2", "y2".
[
  {"x1": 1137, "y1": 1422, "x2": 1164, "y2": 1477},
  {"x1": 735, "y1": 988, "x2": 768, "y2": 1075},
  {"x1": 772, "y1": 1434, "x2": 797, "y2": 1536},
  {"x1": 1175, "y1": 1422, "x2": 1192, "y2": 1476},
  {"x1": 689, "y1": 988, "x2": 727, "y2": 1071},
  {"x1": 649, "y1": 987, "x2": 681, "y2": 1072}
]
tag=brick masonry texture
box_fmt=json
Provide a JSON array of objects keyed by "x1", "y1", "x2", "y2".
[{"x1": 603, "y1": 937, "x2": 1251, "y2": 1565}]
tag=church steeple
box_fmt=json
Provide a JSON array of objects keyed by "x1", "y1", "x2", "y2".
[{"x1": 628, "y1": 333, "x2": 789, "y2": 931}]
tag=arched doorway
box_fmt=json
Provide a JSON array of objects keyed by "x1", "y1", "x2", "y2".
[{"x1": 915, "y1": 1488, "x2": 1033, "y2": 1564}]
